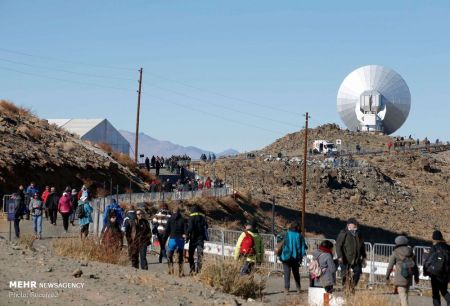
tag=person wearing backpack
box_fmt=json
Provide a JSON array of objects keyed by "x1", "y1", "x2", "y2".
[
  {"x1": 279, "y1": 222, "x2": 307, "y2": 294},
  {"x1": 233, "y1": 219, "x2": 264, "y2": 276},
  {"x1": 424, "y1": 230, "x2": 450, "y2": 306},
  {"x1": 310, "y1": 240, "x2": 337, "y2": 293},
  {"x1": 385, "y1": 236, "x2": 419, "y2": 306},
  {"x1": 187, "y1": 205, "x2": 209, "y2": 275},
  {"x1": 335, "y1": 218, "x2": 367, "y2": 291},
  {"x1": 77, "y1": 196, "x2": 93, "y2": 240},
  {"x1": 102, "y1": 199, "x2": 124, "y2": 232}
]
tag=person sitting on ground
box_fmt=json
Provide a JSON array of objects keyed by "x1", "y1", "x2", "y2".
[
  {"x1": 233, "y1": 219, "x2": 264, "y2": 276},
  {"x1": 310, "y1": 240, "x2": 337, "y2": 294},
  {"x1": 279, "y1": 221, "x2": 307, "y2": 294},
  {"x1": 164, "y1": 208, "x2": 187, "y2": 277},
  {"x1": 423, "y1": 230, "x2": 450, "y2": 306},
  {"x1": 386, "y1": 235, "x2": 419, "y2": 306},
  {"x1": 100, "y1": 210, "x2": 123, "y2": 252}
]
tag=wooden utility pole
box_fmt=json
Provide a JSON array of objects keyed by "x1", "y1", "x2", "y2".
[
  {"x1": 134, "y1": 68, "x2": 143, "y2": 163},
  {"x1": 301, "y1": 112, "x2": 309, "y2": 235}
]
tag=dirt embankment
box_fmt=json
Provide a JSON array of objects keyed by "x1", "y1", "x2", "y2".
[
  {"x1": 0, "y1": 100, "x2": 142, "y2": 195},
  {"x1": 199, "y1": 126, "x2": 449, "y2": 243}
]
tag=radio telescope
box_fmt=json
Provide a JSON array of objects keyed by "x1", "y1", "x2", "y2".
[{"x1": 337, "y1": 65, "x2": 411, "y2": 134}]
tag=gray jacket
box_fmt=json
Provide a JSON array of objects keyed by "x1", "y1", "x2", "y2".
[
  {"x1": 386, "y1": 245, "x2": 419, "y2": 287},
  {"x1": 312, "y1": 249, "x2": 337, "y2": 287},
  {"x1": 29, "y1": 198, "x2": 43, "y2": 216}
]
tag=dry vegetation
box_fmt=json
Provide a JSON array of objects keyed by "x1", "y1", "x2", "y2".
[
  {"x1": 19, "y1": 233, "x2": 36, "y2": 250},
  {"x1": 198, "y1": 258, "x2": 266, "y2": 299},
  {"x1": 0, "y1": 100, "x2": 31, "y2": 117},
  {"x1": 52, "y1": 238, "x2": 128, "y2": 265}
]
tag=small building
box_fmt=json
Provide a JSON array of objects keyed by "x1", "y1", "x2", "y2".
[{"x1": 48, "y1": 118, "x2": 130, "y2": 154}]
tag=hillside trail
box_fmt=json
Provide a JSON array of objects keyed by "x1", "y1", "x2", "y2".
[{"x1": 0, "y1": 218, "x2": 432, "y2": 305}]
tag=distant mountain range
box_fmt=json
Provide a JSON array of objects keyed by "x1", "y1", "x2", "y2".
[{"x1": 119, "y1": 130, "x2": 239, "y2": 159}]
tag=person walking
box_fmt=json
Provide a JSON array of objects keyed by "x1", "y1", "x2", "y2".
[
  {"x1": 13, "y1": 187, "x2": 26, "y2": 238},
  {"x1": 152, "y1": 203, "x2": 171, "y2": 263},
  {"x1": 155, "y1": 159, "x2": 161, "y2": 176},
  {"x1": 69, "y1": 189, "x2": 78, "y2": 226},
  {"x1": 46, "y1": 187, "x2": 59, "y2": 225},
  {"x1": 234, "y1": 220, "x2": 264, "y2": 276},
  {"x1": 125, "y1": 209, "x2": 151, "y2": 269},
  {"x1": 29, "y1": 192, "x2": 44, "y2": 239},
  {"x1": 385, "y1": 236, "x2": 419, "y2": 306},
  {"x1": 186, "y1": 205, "x2": 209, "y2": 274},
  {"x1": 164, "y1": 209, "x2": 187, "y2": 276},
  {"x1": 78, "y1": 195, "x2": 93, "y2": 240},
  {"x1": 279, "y1": 222, "x2": 307, "y2": 294},
  {"x1": 310, "y1": 240, "x2": 337, "y2": 294},
  {"x1": 58, "y1": 188, "x2": 73, "y2": 233},
  {"x1": 151, "y1": 155, "x2": 156, "y2": 169},
  {"x1": 25, "y1": 182, "x2": 39, "y2": 220},
  {"x1": 41, "y1": 186, "x2": 50, "y2": 220},
  {"x1": 145, "y1": 157, "x2": 150, "y2": 172},
  {"x1": 102, "y1": 199, "x2": 124, "y2": 232},
  {"x1": 100, "y1": 210, "x2": 123, "y2": 252},
  {"x1": 335, "y1": 218, "x2": 367, "y2": 292},
  {"x1": 424, "y1": 230, "x2": 450, "y2": 306}
]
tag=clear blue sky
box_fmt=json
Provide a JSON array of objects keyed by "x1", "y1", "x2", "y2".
[{"x1": 1, "y1": 1, "x2": 449, "y2": 153}]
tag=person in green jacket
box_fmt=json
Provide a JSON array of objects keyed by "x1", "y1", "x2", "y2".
[{"x1": 234, "y1": 220, "x2": 264, "y2": 276}]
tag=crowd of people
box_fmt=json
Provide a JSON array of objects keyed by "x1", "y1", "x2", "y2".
[
  {"x1": 11, "y1": 182, "x2": 92, "y2": 240},
  {"x1": 147, "y1": 176, "x2": 224, "y2": 194},
  {"x1": 9, "y1": 184, "x2": 450, "y2": 305},
  {"x1": 144, "y1": 155, "x2": 192, "y2": 175}
]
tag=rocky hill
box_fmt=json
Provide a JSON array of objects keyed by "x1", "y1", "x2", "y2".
[
  {"x1": 200, "y1": 126, "x2": 450, "y2": 243},
  {"x1": 0, "y1": 100, "x2": 142, "y2": 195}
]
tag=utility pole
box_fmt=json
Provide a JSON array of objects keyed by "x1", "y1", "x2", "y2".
[
  {"x1": 134, "y1": 68, "x2": 143, "y2": 163},
  {"x1": 301, "y1": 112, "x2": 309, "y2": 236}
]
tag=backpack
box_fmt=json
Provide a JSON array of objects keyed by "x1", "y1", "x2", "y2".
[
  {"x1": 400, "y1": 257, "x2": 416, "y2": 278},
  {"x1": 76, "y1": 204, "x2": 86, "y2": 219},
  {"x1": 309, "y1": 253, "x2": 325, "y2": 280},
  {"x1": 240, "y1": 231, "x2": 255, "y2": 256},
  {"x1": 425, "y1": 248, "x2": 449, "y2": 277}
]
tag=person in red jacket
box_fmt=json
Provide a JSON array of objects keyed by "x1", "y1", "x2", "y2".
[
  {"x1": 41, "y1": 186, "x2": 50, "y2": 220},
  {"x1": 204, "y1": 177, "x2": 212, "y2": 189},
  {"x1": 58, "y1": 188, "x2": 73, "y2": 233}
]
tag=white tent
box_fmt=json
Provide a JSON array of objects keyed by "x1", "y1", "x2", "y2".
[{"x1": 48, "y1": 118, "x2": 130, "y2": 154}]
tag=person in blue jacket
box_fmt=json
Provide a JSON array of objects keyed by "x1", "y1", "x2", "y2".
[
  {"x1": 102, "y1": 199, "x2": 124, "y2": 231},
  {"x1": 279, "y1": 221, "x2": 307, "y2": 294}
]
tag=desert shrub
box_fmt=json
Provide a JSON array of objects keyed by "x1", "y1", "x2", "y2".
[
  {"x1": 19, "y1": 234, "x2": 36, "y2": 250},
  {"x1": 63, "y1": 142, "x2": 77, "y2": 153},
  {"x1": 52, "y1": 238, "x2": 128, "y2": 266},
  {"x1": 0, "y1": 100, "x2": 20, "y2": 114},
  {"x1": 112, "y1": 151, "x2": 137, "y2": 169},
  {"x1": 16, "y1": 125, "x2": 30, "y2": 135},
  {"x1": 98, "y1": 142, "x2": 113, "y2": 154},
  {"x1": 198, "y1": 258, "x2": 266, "y2": 299}
]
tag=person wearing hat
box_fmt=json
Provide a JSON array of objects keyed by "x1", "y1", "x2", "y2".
[
  {"x1": 78, "y1": 195, "x2": 93, "y2": 240},
  {"x1": 424, "y1": 230, "x2": 450, "y2": 306},
  {"x1": 335, "y1": 218, "x2": 367, "y2": 292},
  {"x1": 58, "y1": 188, "x2": 73, "y2": 233},
  {"x1": 386, "y1": 236, "x2": 419, "y2": 306},
  {"x1": 233, "y1": 219, "x2": 264, "y2": 276}
]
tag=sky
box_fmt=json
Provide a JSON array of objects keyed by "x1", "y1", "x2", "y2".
[{"x1": 0, "y1": 1, "x2": 449, "y2": 153}]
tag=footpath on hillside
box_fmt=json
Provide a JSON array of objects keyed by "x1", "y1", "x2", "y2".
[{"x1": 0, "y1": 218, "x2": 431, "y2": 306}]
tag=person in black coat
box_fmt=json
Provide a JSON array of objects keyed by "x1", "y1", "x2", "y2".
[
  {"x1": 126, "y1": 209, "x2": 151, "y2": 270},
  {"x1": 45, "y1": 187, "x2": 59, "y2": 225},
  {"x1": 145, "y1": 157, "x2": 150, "y2": 172},
  {"x1": 335, "y1": 218, "x2": 367, "y2": 291},
  {"x1": 424, "y1": 230, "x2": 450, "y2": 306},
  {"x1": 13, "y1": 186, "x2": 26, "y2": 238},
  {"x1": 186, "y1": 205, "x2": 208, "y2": 274},
  {"x1": 164, "y1": 209, "x2": 187, "y2": 276}
]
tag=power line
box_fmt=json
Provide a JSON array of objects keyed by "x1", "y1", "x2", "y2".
[
  {"x1": 146, "y1": 93, "x2": 284, "y2": 135},
  {"x1": 0, "y1": 57, "x2": 136, "y2": 81},
  {"x1": 146, "y1": 83, "x2": 300, "y2": 128},
  {"x1": 0, "y1": 65, "x2": 134, "y2": 92},
  {"x1": 0, "y1": 47, "x2": 136, "y2": 71},
  {"x1": 145, "y1": 72, "x2": 304, "y2": 116}
]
